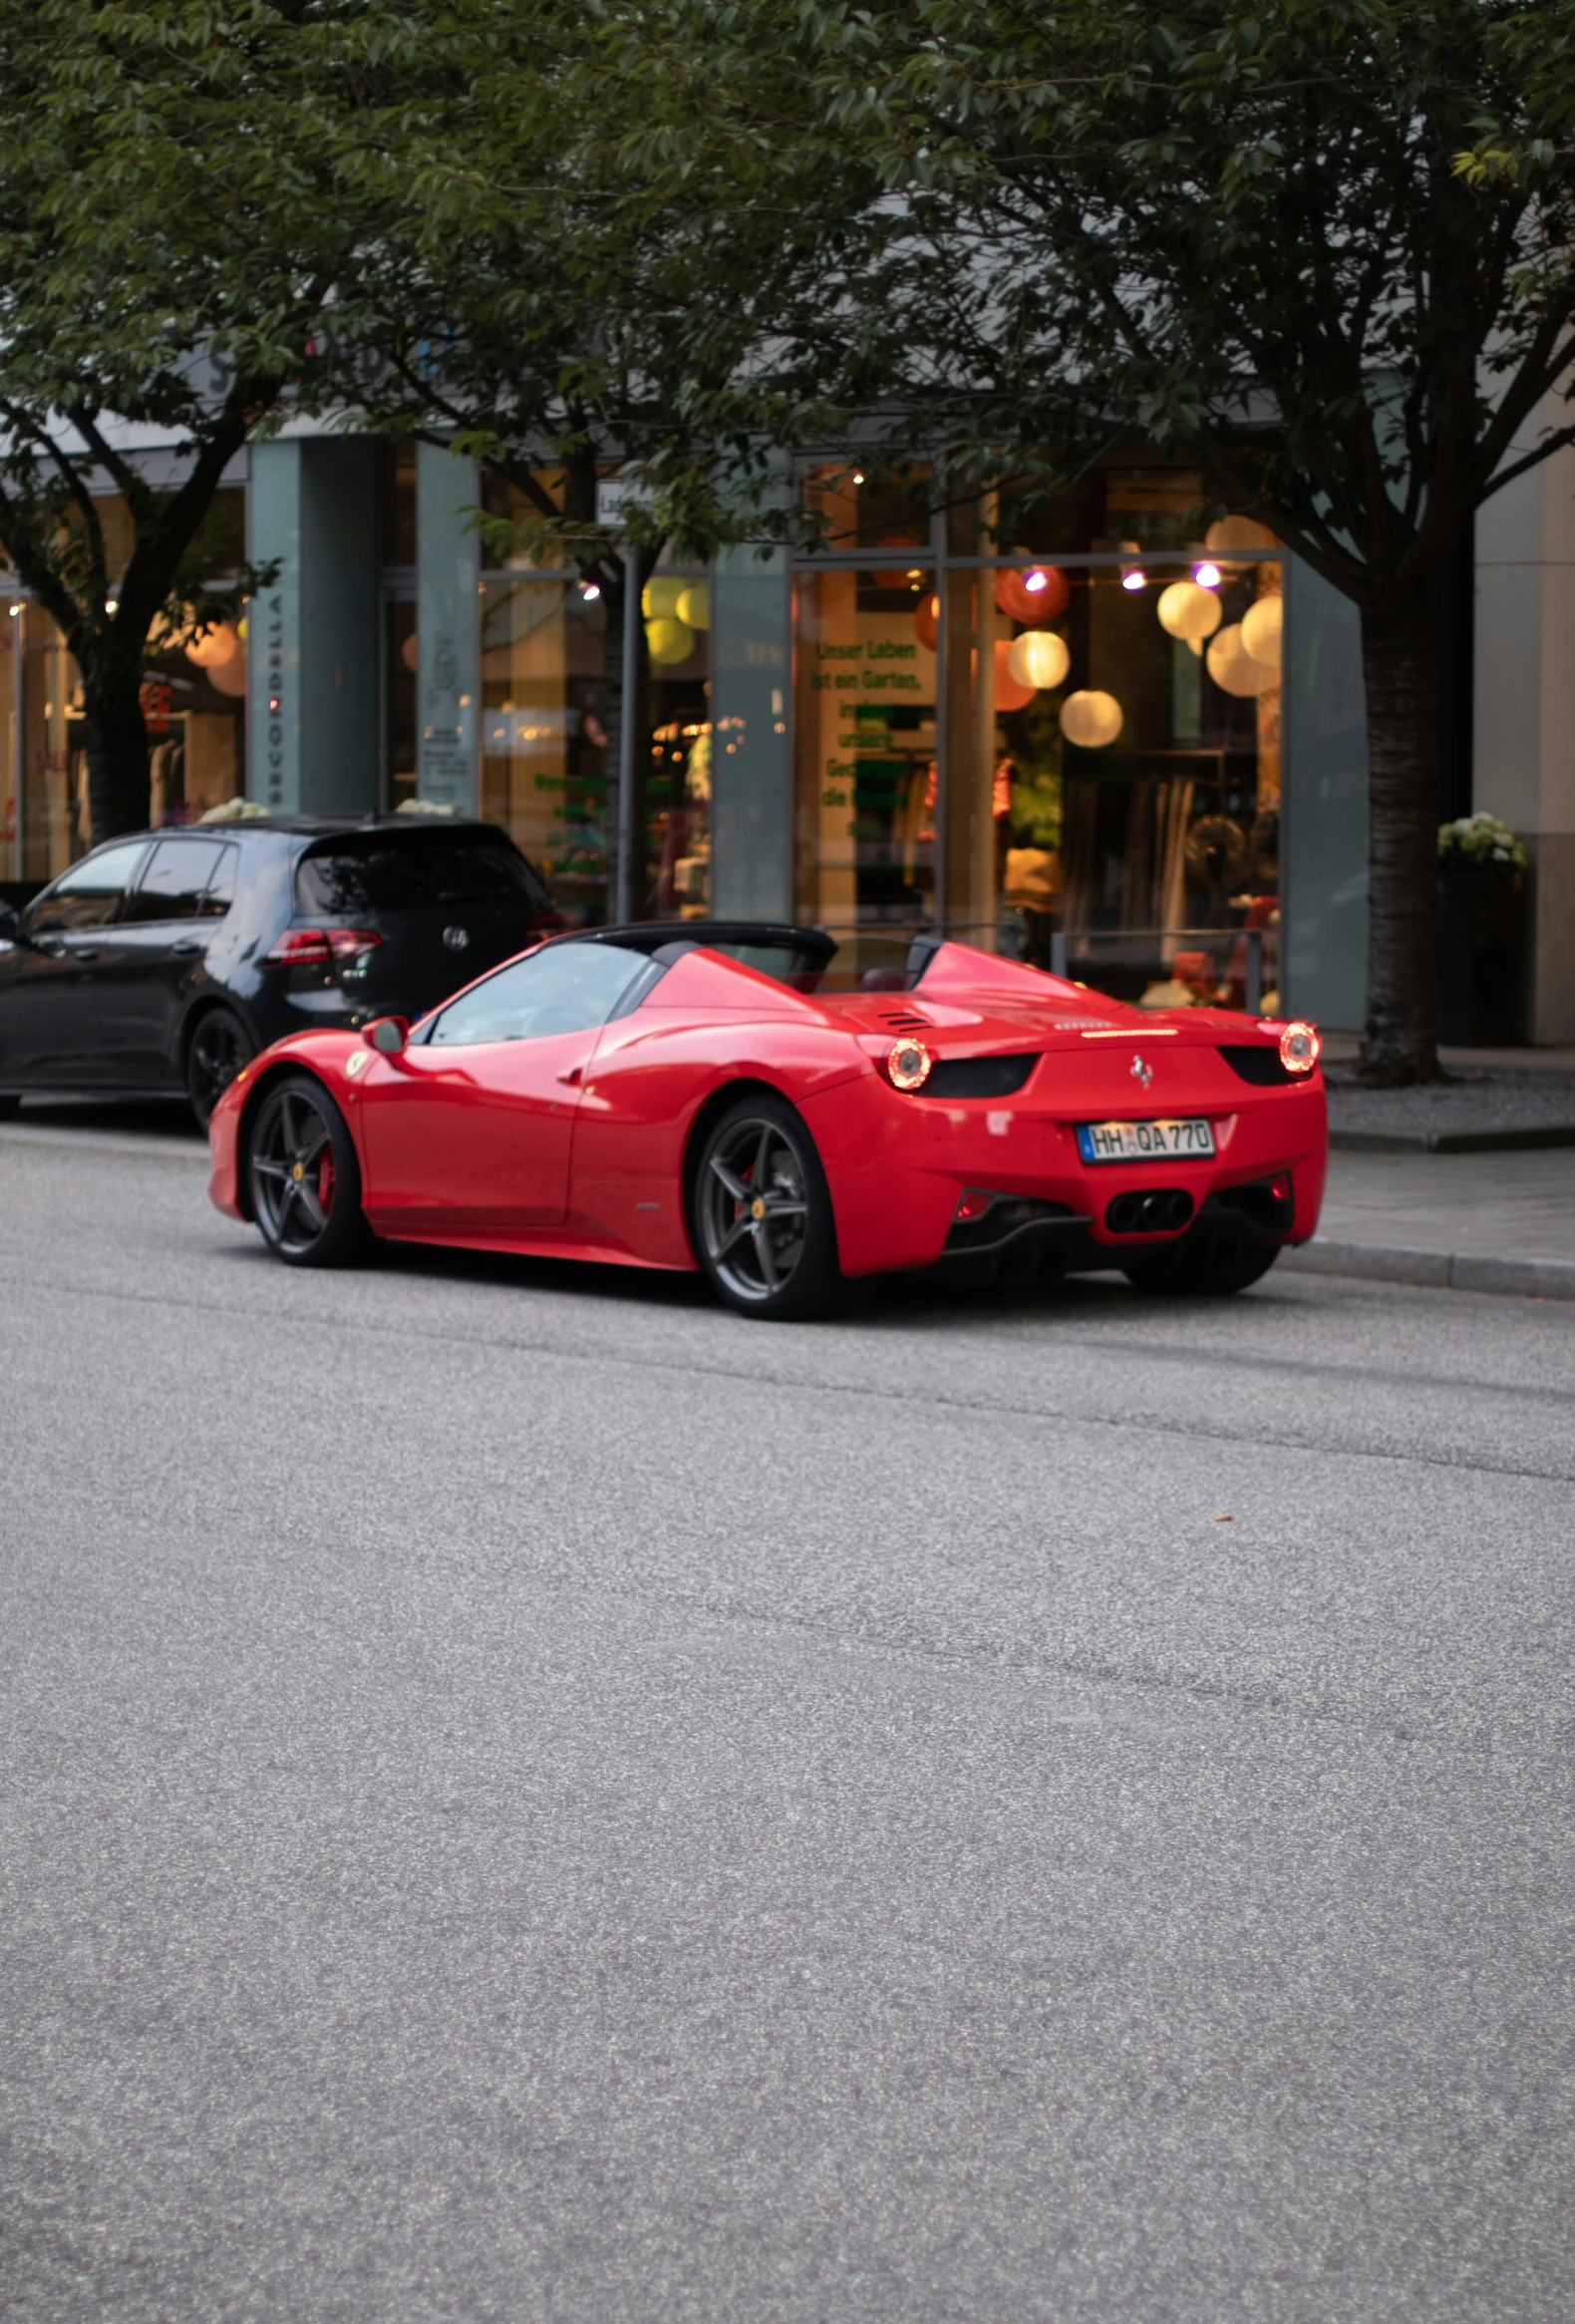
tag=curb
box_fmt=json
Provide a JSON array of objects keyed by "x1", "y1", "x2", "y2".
[
  {"x1": 1280, "y1": 1237, "x2": 1575, "y2": 1301},
  {"x1": 1329, "y1": 1124, "x2": 1575, "y2": 1154}
]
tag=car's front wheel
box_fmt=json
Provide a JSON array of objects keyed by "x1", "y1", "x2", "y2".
[
  {"x1": 247, "y1": 1074, "x2": 368, "y2": 1267},
  {"x1": 186, "y1": 1007, "x2": 255, "y2": 1129},
  {"x1": 692, "y1": 1095, "x2": 842, "y2": 1320},
  {"x1": 1120, "y1": 1215, "x2": 1282, "y2": 1296}
]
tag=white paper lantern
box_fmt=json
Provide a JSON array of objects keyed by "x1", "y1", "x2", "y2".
[
  {"x1": 1007, "y1": 629, "x2": 1070, "y2": 691},
  {"x1": 1206, "y1": 623, "x2": 1277, "y2": 698},
  {"x1": 186, "y1": 622, "x2": 239, "y2": 669},
  {"x1": 1240, "y1": 592, "x2": 1283, "y2": 671},
  {"x1": 1204, "y1": 515, "x2": 1278, "y2": 554},
  {"x1": 1156, "y1": 580, "x2": 1222, "y2": 643},
  {"x1": 1060, "y1": 689, "x2": 1123, "y2": 748}
]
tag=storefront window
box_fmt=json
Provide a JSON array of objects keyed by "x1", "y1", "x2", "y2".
[
  {"x1": 791, "y1": 468, "x2": 1282, "y2": 1006},
  {"x1": 642, "y1": 568, "x2": 711, "y2": 918},
  {"x1": 792, "y1": 564, "x2": 936, "y2": 976},
  {"x1": 478, "y1": 570, "x2": 611, "y2": 926}
]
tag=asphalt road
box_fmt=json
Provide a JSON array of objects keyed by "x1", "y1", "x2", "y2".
[{"x1": 2, "y1": 1108, "x2": 1573, "y2": 2324}]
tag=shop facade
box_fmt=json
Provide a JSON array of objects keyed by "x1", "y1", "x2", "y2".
[{"x1": 4, "y1": 424, "x2": 1574, "y2": 1039}]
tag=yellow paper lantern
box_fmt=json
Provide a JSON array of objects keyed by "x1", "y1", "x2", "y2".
[
  {"x1": 1006, "y1": 629, "x2": 1070, "y2": 691},
  {"x1": 1240, "y1": 593, "x2": 1283, "y2": 671},
  {"x1": 1204, "y1": 515, "x2": 1278, "y2": 554},
  {"x1": 186, "y1": 622, "x2": 239, "y2": 669},
  {"x1": 641, "y1": 575, "x2": 685, "y2": 622},
  {"x1": 1156, "y1": 580, "x2": 1222, "y2": 643},
  {"x1": 1060, "y1": 690, "x2": 1123, "y2": 748},
  {"x1": 1206, "y1": 623, "x2": 1277, "y2": 697},
  {"x1": 675, "y1": 582, "x2": 710, "y2": 631},
  {"x1": 646, "y1": 615, "x2": 694, "y2": 665}
]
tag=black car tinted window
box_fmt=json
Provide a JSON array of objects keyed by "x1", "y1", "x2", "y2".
[
  {"x1": 123, "y1": 837, "x2": 233, "y2": 924},
  {"x1": 200, "y1": 843, "x2": 239, "y2": 915},
  {"x1": 296, "y1": 832, "x2": 549, "y2": 916},
  {"x1": 27, "y1": 841, "x2": 148, "y2": 934},
  {"x1": 431, "y1": 942, "x2": 646, "y2": 1046}
]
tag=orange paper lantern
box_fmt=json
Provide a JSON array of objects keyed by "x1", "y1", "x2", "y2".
[
  {"x1": 994, "y1": 637, "x2": 1036, "y2": 712},
  {"x1": 913, "y1": 593, "x2": 939, "y2": 652},
  {"x1": 996, "y1": 565, "x2": 1070, "y2": 625}
]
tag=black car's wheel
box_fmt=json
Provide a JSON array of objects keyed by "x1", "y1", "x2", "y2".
[
  {"x1": 1120, "y1": 1215, "x2": 1282, "y2": 1296},
  {"x1": 692, "y1": 1095, "x2": 842, "y2": 1320},
  {"x1": 247, "y1": 1074, "x2": 368, "y2": 1267},
  {"x1": 186, "y1": 1008, "x2": 255, "y2": 1129},
  {"x1": 0, "y1": 1094, "x2": 20, "y2": 1120}
]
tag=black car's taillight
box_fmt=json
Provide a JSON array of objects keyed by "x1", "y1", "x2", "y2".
[{"x1": 267, "y1": 927, "x2": 383, "y2": 965}]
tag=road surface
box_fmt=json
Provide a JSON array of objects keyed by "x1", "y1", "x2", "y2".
[{"x1": 2, "y1": 1109, "x2": 1571, "y2": 2322}]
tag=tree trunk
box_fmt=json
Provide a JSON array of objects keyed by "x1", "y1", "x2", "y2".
[
  {"x1": 1358, "y1": 599, "x2": 1445, "y2": 1084},
  {"x1": 83, "y1": 669, "x2": 152, "y2": 843}
]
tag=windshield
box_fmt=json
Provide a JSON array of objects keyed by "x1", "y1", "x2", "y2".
[{"x1": 296, "y1": 831, "x2": 549, "y2": 916}]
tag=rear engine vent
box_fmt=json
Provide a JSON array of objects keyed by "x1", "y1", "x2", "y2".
[
  {"x1": 880, "y1": 1009, "x2": 933, "y2": 1033},
  {"x1": 1217, "y1": 1044, "x2": 1296, "y2": 1087},
  {"x1": 926, "y1": 1052, "x2": 1040, "y2": 1099}
]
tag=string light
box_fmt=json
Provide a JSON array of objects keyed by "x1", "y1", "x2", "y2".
[{"x1": 1193, "y1": 562, "x2": 1221, "y2": 588}]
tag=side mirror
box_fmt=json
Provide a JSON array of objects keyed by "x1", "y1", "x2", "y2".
[{"x1": 364, "y1": 1015, "x2": 409, "y2": 1055}]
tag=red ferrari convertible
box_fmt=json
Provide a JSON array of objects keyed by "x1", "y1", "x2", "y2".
[{"x1": 207, "y1": 920, "x2": 1326, "y2": 1318}]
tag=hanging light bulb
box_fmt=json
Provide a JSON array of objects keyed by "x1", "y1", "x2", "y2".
[
  {"x1": 1121, "y1": 568, "x2": 1147, "y2": 592},
  {"x1": 1193, "y1": 562, "x2": 1222, "y2": 588}
]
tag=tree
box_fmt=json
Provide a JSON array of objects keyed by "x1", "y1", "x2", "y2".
[
  {"x1": 338, "y1": 0, "x2": 884, "y2": 913},
  {"x1": 757, "y1": 0, "x2": 1575, "y2": 1081},
  {"x1": 0, "y1": 1, "x2": 389, "y2": 841}
]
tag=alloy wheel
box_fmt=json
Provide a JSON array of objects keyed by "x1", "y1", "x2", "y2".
[
  {"x1": 698, "y1": 1116, "x2": 811, "y2": 1303},
  {"x1": 250, "y1": 1086, "x2": 339, "y2": 1256}
]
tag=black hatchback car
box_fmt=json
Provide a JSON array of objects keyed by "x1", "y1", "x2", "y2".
[{"x1": 0, "y1": 817, "x2": 562, "y2": 1124}]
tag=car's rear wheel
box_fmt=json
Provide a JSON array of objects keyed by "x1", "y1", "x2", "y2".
[
  {"x1": 247, "y1": 1074, "x2": 368, "y2": 1267},
  {"x1": 186, "y1": 1007, "x2": 255, "y2": 1129},
  {"x1": 0, "y1": 1094, "x2": 20, "y2": 1120},
  {"x1": 1120, "y1": 1215, "x2": 1282, "y2": 1296},
  {"x1": 693, "y1": 1095, "x2": 842, "y2": 1320}
]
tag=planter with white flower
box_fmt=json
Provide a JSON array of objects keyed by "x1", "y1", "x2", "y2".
[{"x1": 1437, "y1": 815, "x2": 1528, "y2": 1045}]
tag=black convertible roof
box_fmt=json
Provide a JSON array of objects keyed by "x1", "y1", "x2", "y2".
[{"x1": 558, "y1": 921, "x2": 839, "y2": 973}]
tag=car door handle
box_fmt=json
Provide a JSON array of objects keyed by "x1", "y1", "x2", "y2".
[
  {"x1": 73, "y1": 947, "x2": 100, "y2": 961},
  {"x1": 170, "y1": 938, "x2": 203, "y2": 955},
  {"x1": 556, "y1": 1065, "x2": 582, "y2": 1086}
]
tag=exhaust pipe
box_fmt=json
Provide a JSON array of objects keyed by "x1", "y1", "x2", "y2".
[{"x1": 1105, "y1": 1187, "x2": 1195, "y2": 1236}]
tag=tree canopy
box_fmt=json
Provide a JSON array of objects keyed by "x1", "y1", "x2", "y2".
[{"x1": 0, "y1": 0, "x2": 394, "y2": 836}]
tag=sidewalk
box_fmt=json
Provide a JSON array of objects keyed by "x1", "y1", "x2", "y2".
[{"x1": 1283, "y1": 1146, "x2": 1575, "y2": 1299}]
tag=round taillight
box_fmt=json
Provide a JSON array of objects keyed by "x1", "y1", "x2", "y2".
[
  {"x1": 887, "y1": 1038, "x2": 933, "y2": 1092},
  {"x1": 1279, "y1": 1021, "x2": 1321, "y2": 1075}
]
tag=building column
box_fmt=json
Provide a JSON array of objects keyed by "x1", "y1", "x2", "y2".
[
  {"x1": 1474, "y1": 407, "x2": 1575, "y2": 1043},
  {"x1": 709, "y1": 544, "x2": 791, "y2": 918},
  {"x1": 247, "y1": 439, "x2": 380, "y2": 817},
  {"x1": 416, "y1": 443, "x2": 479, "y2": 815}
]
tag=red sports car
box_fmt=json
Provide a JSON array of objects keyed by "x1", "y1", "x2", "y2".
[{"x1": 207, "y1": 920, "x2": 1326, "y2": 1319}]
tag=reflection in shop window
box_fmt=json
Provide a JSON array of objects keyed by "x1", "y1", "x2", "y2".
[
  {"x1": 480, "y1": 572, "x2": 610, "y2": 926},
  {"x1": 792, "y1": 566, "x2": 937, "y2": 980},
  {"x1": 642, "y1": 568, "x2": 710, "y2": 920}
]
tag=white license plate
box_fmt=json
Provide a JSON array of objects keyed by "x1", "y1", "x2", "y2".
[{"x1": 1077, "y1": 1118, "x2": 1215, "y2": 1163}]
